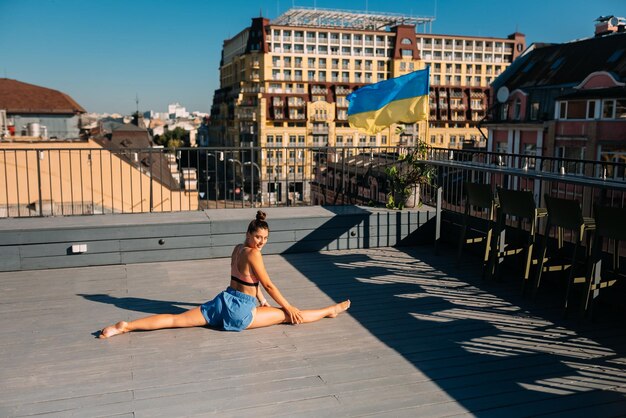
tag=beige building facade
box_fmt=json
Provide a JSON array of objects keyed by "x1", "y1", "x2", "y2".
[{"x1": 209, "y1": 8, "x2": 525, "y2": 203}]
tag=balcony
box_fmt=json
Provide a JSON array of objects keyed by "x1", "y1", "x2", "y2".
[
  {"x1": 2, "y1": 146, "x2": 626, "y2": 416},
  {"x1": 311, "y1": 87, "x2": 328, "y2": 95},
  {"x1": 311, "y1": 126, "x2": 329, "y2": 134},
  {"x1": 335, "y1": 87, "x2": 351, "y2": 95}
]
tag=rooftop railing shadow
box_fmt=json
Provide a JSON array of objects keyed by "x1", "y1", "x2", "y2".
[{"x1": 282, "y1": 244, "x2": 626, "y2": 416}]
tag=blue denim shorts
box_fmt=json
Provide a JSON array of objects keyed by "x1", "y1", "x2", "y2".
[{"x1": 200, "y1": 287, "x2": 257, "y2": 331}]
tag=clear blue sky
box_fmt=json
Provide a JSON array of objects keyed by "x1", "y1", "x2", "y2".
[{"x1": 1, "y1": 0, "x2": 623, "y2": 114}]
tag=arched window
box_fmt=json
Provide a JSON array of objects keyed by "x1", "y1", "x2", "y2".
[{"x1": 401, "y1": 38, "x2": 412, "y2": 45}]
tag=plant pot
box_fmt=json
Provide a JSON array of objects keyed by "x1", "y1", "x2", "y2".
[
  {"x1": 391, "y1": 184, "x2": 421, "y2": 209},
  {"x1": 403, "y1": 184, "x2": 421, "y2": 208}
]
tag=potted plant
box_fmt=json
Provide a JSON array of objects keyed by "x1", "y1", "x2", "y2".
[{"x1": 384, "y1": 140, "x2": 435, "y2": 209}]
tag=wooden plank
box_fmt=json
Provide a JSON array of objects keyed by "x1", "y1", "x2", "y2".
[
  {"x1": 119, "y1": 234, "x2": 213, "y2": 252},
  {"x1": 18, "y1": 239, "x2": 121, "y2": 257},
  {"x1": 0, "y1": 246, "x2": 20, "y2": 271},
  {"x1": 19, "y1": 251, "x2": 122, "y2": 270},
  {"x1": 120, "y1": 247, "x2": 220, "y2": 264}
]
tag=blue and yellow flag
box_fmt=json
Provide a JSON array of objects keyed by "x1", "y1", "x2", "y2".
[{"x1": 347, "y1": 68, "x2": 430, "y2": 134}]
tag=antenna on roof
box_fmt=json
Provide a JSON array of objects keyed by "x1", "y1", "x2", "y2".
[{"x1": 135, "y1": 93, "x2": 139, "y2": 114}]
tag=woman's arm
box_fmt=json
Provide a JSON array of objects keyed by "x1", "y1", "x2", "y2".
[
  {"x1": 248, "y1": 250, "x2": 303, "y2": 324},
  {"x1": 256, "y1": 287, "x2": 270, "y2": 307}
]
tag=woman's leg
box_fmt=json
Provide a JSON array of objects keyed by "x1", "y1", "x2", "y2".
[
  {"x1": 247, "y1": 300, "x2": 350, "y2": 329},
  {"x1": 99, "y1": 307, "x2": 207, "y2": 338}
]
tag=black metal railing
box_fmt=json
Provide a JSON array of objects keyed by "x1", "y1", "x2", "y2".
[{"x1": 1, "y1": 145, "x2": 625, "y2": 220}]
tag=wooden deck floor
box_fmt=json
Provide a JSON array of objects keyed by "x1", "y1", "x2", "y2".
[{"x1": 1, "y1": 246, "x2": 626, "y2": 417}]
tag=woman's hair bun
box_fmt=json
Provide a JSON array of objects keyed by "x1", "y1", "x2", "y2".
[{"x1": 255, "y1": 210, "x2": 267, "y2": 222}]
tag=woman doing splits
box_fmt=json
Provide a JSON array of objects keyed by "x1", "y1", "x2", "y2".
[{"x1": 99, "y1": 210, "x2": 350, "y2": 338}]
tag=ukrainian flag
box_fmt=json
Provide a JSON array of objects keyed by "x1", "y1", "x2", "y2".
[{"x1": 347, "y1": 68, "x2": 430, "y2": 134}]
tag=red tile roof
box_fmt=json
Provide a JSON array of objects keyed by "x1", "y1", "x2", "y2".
[{"x1": 0, "y1": 78, "x2": 86, "y2": 114}]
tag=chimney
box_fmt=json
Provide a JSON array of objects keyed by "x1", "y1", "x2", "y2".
[{"x1": 595, "y1": 15, "x2": 626, "y2": 37}]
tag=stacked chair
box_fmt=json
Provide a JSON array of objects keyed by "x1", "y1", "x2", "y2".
[
  {"x1": 456, "y1": 182, "x2": 499, "y2": 278},
  {"x1": 534, "y1": 195, "x2": 596, "y2": 314},
  {"x1": 583, "y1": 205, "x2": 626, "y2": 317},
  {"x1": 487, "y1": 187, "x2": 547, "y2": 292}
]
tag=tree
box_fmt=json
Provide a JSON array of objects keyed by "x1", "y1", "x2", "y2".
[{"x1": 154, "y1": 127, "x2": 188, "y2": 150}]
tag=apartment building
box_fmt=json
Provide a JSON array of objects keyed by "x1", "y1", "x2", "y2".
[
  {"x1": 486, "y1": 22, "x2": 626, "y2": 179},
  {"x1": 417, "y1": 31, "x2": 525, "y2": 148},
  {"x1": 209, "y1": 8, "x2": 525, "y2": 203}
]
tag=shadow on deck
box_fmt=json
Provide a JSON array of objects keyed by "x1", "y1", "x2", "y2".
[{"x1": 283, "y1": 245, "x2": 626, "y2": 417}]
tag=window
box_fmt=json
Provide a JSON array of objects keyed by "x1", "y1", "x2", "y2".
[
  {"x1": 513, "y1": 99, "x2": 521, "y2": 120},
  {"x1": 617, "y1": 99, "x2": 626, "y2": 119},
  {"x1": 266, "y1": 135, "x2": 274, "y2": 144},
  {"x1": 369, "y1": 136, "x2": 376, "y2": 143},
  {"x1": 401, "y1": 49, "x2": 413, "y2": 58},
  {"x1": 600, "y1": 146, "x2": 626, "y2": 179},
  {"x1": 289, "y1": 135, "x2": 296, "y2": 144},
  {"x1": 556, "y1": 146, "x2": 585, "y2": 175},
  {"x1": 587, "y1": 101, "x2": 597, "y2": 119},
  {"x1": 523, "y1": 144, "x2": 537, "y2": 169},
  {"x1": 602, "y1": 100, "x2": 614, "y2": 119},
  {"x1": 559, "y1": 102, "x2": 567, "y2": 119},
  {"x1": 430, "y1": 135, "x2": 436, "y2": 144},
  {"x1": 401, "y1": 38, "x2": 412, "y2": 45},
  {"x1": 530, "y1": 102, "x2": 539, "y2": 120},
  {"x1": 336, "y1": 135, "x2": 343, "y2": 144},
  {"x1": 276, "y1": 135, "x2": 283, "y2": 144},
  {"x1": 381, "y1": 135, "x2": 387, "y2": 144}
]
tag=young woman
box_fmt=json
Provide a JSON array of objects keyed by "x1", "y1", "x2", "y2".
[{"x1": 99, "y1": 210, "x2": 350, "y2": 338}]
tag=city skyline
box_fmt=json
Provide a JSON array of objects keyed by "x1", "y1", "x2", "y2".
[{"x1": 1, "y1": 0, "x2": 622, "y2": 114}]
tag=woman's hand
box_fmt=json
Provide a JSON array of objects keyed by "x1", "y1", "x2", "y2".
[{"x1": 284, "y1": 305, "x2": 303, "y2": 324}]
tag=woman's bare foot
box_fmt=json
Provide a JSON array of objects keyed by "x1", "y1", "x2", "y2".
[
  {"x1": 99, "y1": 321, "x2": 128, "y2": 339},
  {"x1": 327, "y1": 300, "x2": 351, "y2": 318}
]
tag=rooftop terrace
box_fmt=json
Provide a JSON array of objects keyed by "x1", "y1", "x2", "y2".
[{"x1": 2, "y1": 243, "x2": 626, "y2": 417}]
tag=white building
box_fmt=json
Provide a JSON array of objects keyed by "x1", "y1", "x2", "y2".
[{"x1": 168, "y1": 103, "x2": 189, "y2": 119}]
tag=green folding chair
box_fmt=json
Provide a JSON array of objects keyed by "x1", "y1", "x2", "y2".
[
  {"x1": 584, "y1": 205, "x2": 626, "y2": 317},
  {"x1": 488, "y1": 187, "x2": 547, "y2": 292},
  {"x1": 534, "y1": 195, "x2": 595, "y2": 313},
  {"x1": 456, "y1": 183, "x2": 498, "y2": 277}
]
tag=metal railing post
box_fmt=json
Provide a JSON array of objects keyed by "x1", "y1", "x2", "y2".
[
  {"x1": 36, "y1": 150, "x2": 43, "y2": 216},
  {"x1": 434, "y1": 186, "x2": 442, "y2": 255}
]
